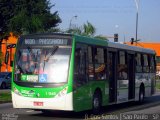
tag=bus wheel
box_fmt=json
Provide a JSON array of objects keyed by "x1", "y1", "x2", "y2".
[
  {"x1": 139, "y1": 87, "x2": 144, "y2": 103},
  {"x1": 92, "y1": 92, "x2": 101, "y2": 114}
]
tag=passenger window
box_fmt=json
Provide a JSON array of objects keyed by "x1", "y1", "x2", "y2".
[
  {"x1": 118, "y1": 51, "x2": 128, "y2": 80},
  {"x1": 143, "y1": 54, "x2": 149, "y2": 72},
  {"x1": 150, "y1": 55, "x2": 156, "y2": 73},
  {"x1": 135, "y1": 53, "x2": 142, "y2": 72},
  {"x1": 156, "y1": 56, "x2": 160, "y2": 75},
  {"x1": 94, "y1": 48, "x2": 106, "y2": 80},
  {"x1": 88, "y1": 46, "x2": 94, "y2": 80}
]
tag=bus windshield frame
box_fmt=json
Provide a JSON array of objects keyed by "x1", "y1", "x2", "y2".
[{"x1": 14, "y1": 36, "x2": 72, "y2": 88}]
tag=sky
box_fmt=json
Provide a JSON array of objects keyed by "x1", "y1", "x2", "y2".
[{"x1": 51, "y1": 0, "x2": 160, "y2": 42}]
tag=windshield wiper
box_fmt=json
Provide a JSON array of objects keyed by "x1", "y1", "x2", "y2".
[{"x1": 42, "y1": 46, "x2": 59, "y2": 72}]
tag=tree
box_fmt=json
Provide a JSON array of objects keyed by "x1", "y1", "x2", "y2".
[
  {"x1": 67, "y1": 26, "x2": 82, "y2": 35},
  {"x1": 0, "y1": 0, "x2": 61, "y2": 39},
  {"x1": 94, "y1": 35, "x2": 108, "y2": 40},
  {"x1": 67, "y1": 21, "x2": 108, "y2": 40},
  {"x1": 0, "y1": 0, "x2": 14, "y2": 40},
  {"x1": 83, "y1": 21, "x2": 96, "y2": 36},
  {"x1": 67, "y1": 21, "x2": 95, "y2": 36}
]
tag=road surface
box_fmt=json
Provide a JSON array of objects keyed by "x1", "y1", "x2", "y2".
[{"x1": 0, "y1": 92, "x2": 160, "y2": 120}]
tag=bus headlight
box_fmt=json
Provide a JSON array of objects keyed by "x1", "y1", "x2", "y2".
[
  {"x1": 55, "y1": 87, "x2": 68, "y2": 98},
  {"x1": 13, "y1": 87, "x2": 22, "y2": 96}
]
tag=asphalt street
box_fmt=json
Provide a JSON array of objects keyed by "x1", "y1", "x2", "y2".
[{"x1": 0, "y1": 92, "x2": 160, "y2": 120}]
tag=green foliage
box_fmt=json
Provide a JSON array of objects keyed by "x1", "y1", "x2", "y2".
[
  {"x1": 0, "y1": 0, "x2": 61, "y2": 39},
  {"x1": 94, "y1": 35, "x2": 108, "y2": 40},
  {"x1": 67, "y1": 21, "x2": 95, "y2": 37},
  {"x1": 0, "y1": 92, "x2": 11, "y2": 103},
  {"x1": 83, "y1": 21, "x2": 96, "y2": 36},
  {"x1": 0, "y1": 0, "x2": 14, "y2": 39},
  {"x1": 67, "y1": 21, "x2": 108, "y2": 40},
  {"x1": 47, "y1": 27, "x2": 61, "y2": 33},
  {"x1": 67, "y1": 27, "x2": 82, "y2": 35}
]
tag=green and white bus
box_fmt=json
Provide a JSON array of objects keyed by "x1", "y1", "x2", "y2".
[{"x1": 12, "y1": 33, "x2": 156, "y2": 113}]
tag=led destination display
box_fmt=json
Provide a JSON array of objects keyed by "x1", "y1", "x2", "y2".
[{"x1": 24, "y1": 38, "x2": 70, "y2": 46}]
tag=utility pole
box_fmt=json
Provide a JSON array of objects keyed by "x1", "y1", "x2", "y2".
[{"x1": 134, "y1": 0, "x2": 140, "y2": 45}]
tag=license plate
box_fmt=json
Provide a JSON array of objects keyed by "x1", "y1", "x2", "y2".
[{"x1": 33, "y1": 102, "x2": 43, "y2": 106}]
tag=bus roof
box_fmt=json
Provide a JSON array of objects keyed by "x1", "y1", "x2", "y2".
[
  {"x1": 108, "y1": 41, "x2": 155, "y2": 55},
  {"x1": 20, "y1": 32, "x2": 72, "y2": 39},
  {"x1": 74, "y1": 34, "x2": 155, "y2": 55},
  {"x1": 19, "y1": 33, "x2": 156, "y2": 55}
]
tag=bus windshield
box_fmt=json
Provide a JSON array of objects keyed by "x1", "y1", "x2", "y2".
[{"x1": 15, "y1": 46, "x2": 71, "y2": 84}]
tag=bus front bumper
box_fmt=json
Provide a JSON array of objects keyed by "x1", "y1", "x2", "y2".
[{"x1": 12, "y1": 92, "x2": 73, "y2": 111}]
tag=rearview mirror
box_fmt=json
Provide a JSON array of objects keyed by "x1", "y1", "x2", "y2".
[{"x1": 10, "y1": 61, "x2": 13, "y2": 67}]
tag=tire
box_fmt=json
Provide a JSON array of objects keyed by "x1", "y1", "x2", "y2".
[
  {"x1": 1, "y1": 82, "x2": 6, "y2": 89},
  {"x1": 139, "y1": 87, "x2": 144, "y2": 103},
  {"x1": 92, "y1": 92, "x2": 101, "y2": 114}
]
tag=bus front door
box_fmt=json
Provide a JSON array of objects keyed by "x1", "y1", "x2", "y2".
[
  {"x1": 108, "y1": 51, "x2": 117, "y2": 103},
  {"x1": 128, "y1": 53, "x2": 135, "y2": 100},
  {"x1": 73, "y1": 45, "x2": 91, "y2": 112}
]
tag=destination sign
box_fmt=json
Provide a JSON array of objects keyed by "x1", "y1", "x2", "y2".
[{"x1": 24, "y1": 38, "x2": 69, "y2": 45}]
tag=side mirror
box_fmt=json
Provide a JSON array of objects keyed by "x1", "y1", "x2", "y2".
[{"x1": 10, "y1": 61, "x2": 13, "y2": 67}]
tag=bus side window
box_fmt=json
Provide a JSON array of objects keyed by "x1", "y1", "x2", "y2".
[
  {"x1": 117, "y1": 51, "x2": 128, "y2": 80},
  {"x1": 88, "y1": 46, "x2": 94, "y2": 80},
  {"x1": 142, "y1": 54, "x2": 149, "y2": 73},
  {"x1": 74, "y1": 44, "x2": 87, "y2": 87},
  {"x1": 94, "y1": 47, "x2": 106, "y2": 80},
  {"x1": 150, "y1": 55, "x2": 156, "y2": 73},
  {"x1": 135, "y1": 53, "x2": 142, "y2": 72}
]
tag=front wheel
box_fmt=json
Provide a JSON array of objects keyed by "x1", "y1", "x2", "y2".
[{"x1": 92, "y1": 92, "x2": 101, "y2": 114}]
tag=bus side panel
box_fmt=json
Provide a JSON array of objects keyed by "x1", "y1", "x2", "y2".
[
  {"x1": 72, "y1": 36, "x2": 109, "y2": 112},
  {"x1": 151, "y1": 73, "x2": 156, "y2": 95},
  {"x1": 72, "y1": 38, "x2": 91, "y2": 112},
  {"x1": 73, "y1": 83, "x2": 92, "y2": 112},
  {"x1": 90, "y1": 81, "x2": 109, "y2": 107},
  {"x1": 135, "y1": 73, "x2": 142, "y2": 101},
  {"x1": 135, "y1": 73, "x2": 155, "y2": 101},
  {"x1": 73, "y1": 81, "x2": 108, "y2": 112},
  {"x1": 144, "y1": 73, "x2": 152, "y2": 97},
  {"x1": 67, "y1": 36, "x2": 74, "y2": 94}
]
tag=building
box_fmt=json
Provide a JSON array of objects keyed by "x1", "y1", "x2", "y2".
[
  {"x1": 0, "y1": 33, "x2": 17, "y2": 72},
  {"x1": 126, "y1": 42, "x2": 160, "y2": 76}
]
